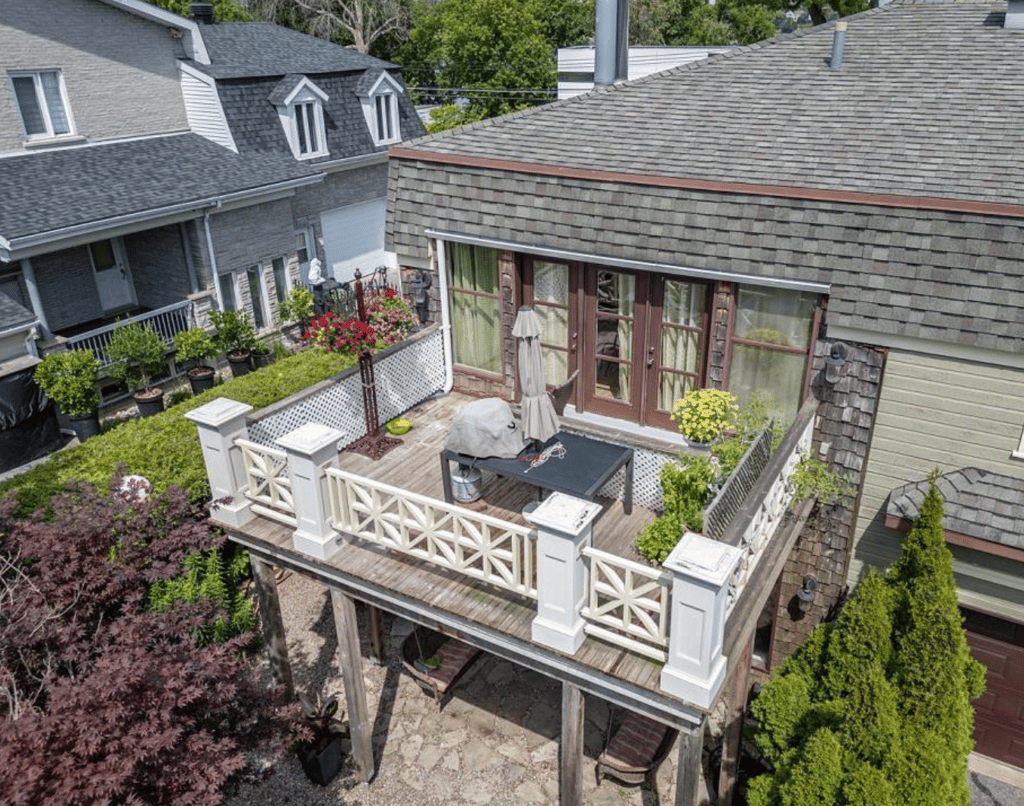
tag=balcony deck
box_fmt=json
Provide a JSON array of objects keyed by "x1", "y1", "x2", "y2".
[{"x1": 222, "y1": 391, "x2": 704, "y2": 725}]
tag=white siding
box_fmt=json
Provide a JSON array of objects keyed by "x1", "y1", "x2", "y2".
[
  {"x1": 179, "y1": 64, "x2": 237, "y2": 153},
  {"x1": 556, "y1": 46, "x2": 733, "y2": 99},
  {"x1": 320, "y1": 198, "x2": 386, "y2": 283},
  {"x1": 851, "y1": 348, "x2": 1024, "y2": 619}
]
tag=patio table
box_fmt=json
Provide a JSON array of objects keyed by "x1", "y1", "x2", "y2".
[{"x1": 439, "y1": 431, "x2": 634, "y2": 515}]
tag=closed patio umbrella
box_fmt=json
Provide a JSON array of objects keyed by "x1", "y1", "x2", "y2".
[{"x1": 512, "y1": 306, "x2": 560, "y2": 445}]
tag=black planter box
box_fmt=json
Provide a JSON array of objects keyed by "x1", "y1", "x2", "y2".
[{"x1": 298, "y1": 735, "x2": 344, "y2": 786}]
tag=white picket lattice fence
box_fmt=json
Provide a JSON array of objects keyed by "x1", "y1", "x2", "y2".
[
  {"x1": 236, "y1": 438, "x2": 296, "y2": 527},
  {"x1": 327, "y1": 469, "x2": 537, "y2": 599},
  {"x1": 581, "y1": 547, "x2": 673, "y2": 661}
]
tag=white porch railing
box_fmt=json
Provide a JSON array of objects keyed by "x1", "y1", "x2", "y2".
[
  {"x1": 66, "y1": 299, "x2": 193, "y2": 365},
  {"x1": 581, "y1": 547, "x2": 673, "y2": 661},
  {"x1": 237, "y1": 438, "x2": 296, "y2": 527},
  {"x1": 327, "y1": 469, "x2": 537, "y2": 599}
]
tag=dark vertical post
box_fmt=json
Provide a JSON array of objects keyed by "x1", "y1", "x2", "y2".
[
  {"x1": 248, "y1": 555, "x2": 294, "y2": 699},
  {"x1": 355, "y1": 268, "x2": 380, "y2": 439},
  {"x1": 367, "y1": 604, "x2": 386, "y2": 665},
  {"x1": 354, "y1": 268, "x2": 367, "y2": 322},
  {"x1": 717, "y1": 641, "x2": 753, "y2": 805},
  {"x1": 560, "y1": 681, "x2": 585, "y2": 806},
  {"x1": 675, "y1": 717, "x2": 706, "y2": 806},
  {"x1": 330, "y1": 588, "x2": 375, "y2": 782}
]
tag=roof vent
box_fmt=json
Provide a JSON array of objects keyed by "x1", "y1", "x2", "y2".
[
  {"x1": 1007, "y1": 0, "x2": 1024, "y2": 29},
  {"x1": 190, "y1": 3, "x2": 214, "y2": 24},
  {"x1": 830, "y1": 21, "x2": 847, "y2": 70}
]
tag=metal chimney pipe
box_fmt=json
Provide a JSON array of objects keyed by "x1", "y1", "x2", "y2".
[
  {"x1": 595, "y1": 0, "x2": 628, "y2": 87},
  {"x1": 830, "y1": 21, "x2": 847, "y2": 71}
]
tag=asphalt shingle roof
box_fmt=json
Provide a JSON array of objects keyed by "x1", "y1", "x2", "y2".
[
  {"x1": 0, "y1": 134, "x2": 319, "y2": 241},
  {"x1": 194, "y1": 23, "x2": 394, "y2": 79},
  {"x1": 409, "y1": 1, "x2": 1024, "y2": 207},
  {"x1": 0, "y1": 291, "x2": 34, "y2": 331},
  {"x1": 887, "y1": 469, "x2": 1024, "y2": 550}
]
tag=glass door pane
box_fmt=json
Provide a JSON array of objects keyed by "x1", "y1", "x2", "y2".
[
  {"x1": 594, "y1": 270, "x2": 634, "y2": 403},
  {"x1": 645, "y1": 277, "x2": 707, "y2": 428},
  {"x1": 532, "y1": 261, "x2": 571, "y2": 386}
]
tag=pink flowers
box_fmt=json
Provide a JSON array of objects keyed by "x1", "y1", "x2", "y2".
[
  {"x1": 302, "y1": 289, "x2": 416, "y2": 355},
  {"x1": 303, "y1": 312, "x2": 376, "y2": 355}
]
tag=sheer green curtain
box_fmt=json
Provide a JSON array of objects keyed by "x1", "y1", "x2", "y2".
[
  {"x1": 533, "y1": 261, "x2": 569, "y2": 386},
  {"x1": 617, "y1": 273, "x2": 635, "y2": 401},
  {"x1": 730, "y1": 287, "x2": 817, "y2": 419},
  {"x1": 450, "y1": 244, "x2": 501, "y2": 373},
  {"x1": 658, "y1": 280, "x2": 705, "y2": 410}
]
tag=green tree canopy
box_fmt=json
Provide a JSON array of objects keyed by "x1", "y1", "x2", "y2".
[
  {"x1": 146, "y1": 0, "x2": 253, "y2": 21},
  {"x1": 748, "y1": 479, "x2": 985, "y2": 806}
]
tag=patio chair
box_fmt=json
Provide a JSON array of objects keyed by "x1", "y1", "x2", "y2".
[
  {"x1": 596, "y1": 709, "x2": 678, "y2": 787},
  {"x1": 400, "y1": 627, "x2": 482, "y2": 710},
  {"x1": 549, "y1": 369, "x2": 579, "y2": 417}
]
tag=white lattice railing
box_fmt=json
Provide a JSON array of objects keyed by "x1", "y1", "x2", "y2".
[
  {"x1": 237, "y1": 438, "x2": 296, "y2": 527},
  {"x1": 67, "y1": 299, "x2": 193, "y2": 366},
  {"x1": 326, "y1": 469, "x2": 537, "y2": 599},
  {"x1": 581, "y1": 547, "x2": 673, "y2": 661}
]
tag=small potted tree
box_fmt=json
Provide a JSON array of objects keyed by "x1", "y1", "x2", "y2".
[
  {"x1": 173, "y1": 327, "x2": 218, "y2": 395},
  {"x1": 670, "y1": 388, "x2": 739, "y2": 448},
  {"x1": 293, "y1": 690, "x2": 349, "y2": 786},
  {"x1": 209, "y1": 309, "x2": 256, "y2": 378},
  {"x1": 278, "y1": 285, "x2": 314, "y2": 344},
  {"x1": 33, "y1": 349, "x2": 102, "y2": 441},
  {"x1": 105, "y1": 319, "x2": 168, "y2": 417}
]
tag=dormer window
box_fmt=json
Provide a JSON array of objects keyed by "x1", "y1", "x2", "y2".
[
  {"x1": 270, "y1": 74, "x2": 329, "y2": 160},
  {"x1": 10, "y1": 70, "x2": 74, "y2": 139},
  {"x1": 356, "y1": 70, "x2": 404, "y2": 147}
]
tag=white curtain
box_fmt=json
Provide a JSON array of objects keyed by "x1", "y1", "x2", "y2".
[
  {"x1": 450, "y1": 244, "x2": 501, "y2": 374},
  {"x1": 533, "y1": 262, "x2": 570, "y2": 386}
]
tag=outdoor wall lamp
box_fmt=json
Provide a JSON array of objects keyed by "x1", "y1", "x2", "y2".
[
  {"x1": 797, "y1": 575, "x2": 819, "y2": 613},
  {"x1": 824, "y1": 341, "x2": 848, "y2": 384}
]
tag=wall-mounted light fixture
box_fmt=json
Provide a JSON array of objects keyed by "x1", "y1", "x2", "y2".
[
  {"x1": 796, "y1": 575, "x2": 818, "y2": 613},
  {"x1": 824, "y1": 342, "x2": 848, "y2": 384}
]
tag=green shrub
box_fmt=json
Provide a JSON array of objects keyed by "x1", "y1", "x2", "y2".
[
  {"x1": 33, "y1": 349, "x2": 100, "y2": 416},
  {"x1": 278, "y1": 285, "x2": 314, "y2": 325},
  {"x1": 173, "y1": 327, "x2": 217, "y2": 367},
  {"x1": 106, "y1": 319, "x2": 167, "y2": 393},
  {"x1": 790, "y1": 455, "x2": 853, "y2": 508},
  {"x1": 210, "y1": 309, "x2": 257, "y2": 355},
  {"x1": 1, "y1": 347, "x2": 357, "y2": 518},
  {"x1": 637, "y1": 456, "x2": 716, "y2": 563}
]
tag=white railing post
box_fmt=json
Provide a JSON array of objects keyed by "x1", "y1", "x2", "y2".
[
  {"x1": 660, "y1": 532, "x2": 743, "y2": 709},
  {"x1": 185, "y1": 398, "x2": 254, "y2": 527},
  {"x1": 524, "y1": 493, "x2": 603, "y2": 654},
  {"x1": 277, "y1": 423, "x2": 343, "y2": 560}
]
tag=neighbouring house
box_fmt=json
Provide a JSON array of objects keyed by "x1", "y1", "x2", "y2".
[
  {"x1": 557, "y1": 45, "x2": 732, "y2": 99},
  {"x1": 0, "y1": 0, "x2": 423, "y2": 378},
  {"x1": 387, "y1": 0, "x2": 1024, "y2": 776}
]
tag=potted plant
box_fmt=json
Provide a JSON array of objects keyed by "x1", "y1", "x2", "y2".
[
  {"x1": 173, "y1": 327, "x2": 218, "y2": 395},
  {"x1": 105, "y1": 319, "x2": 168, "y2": 418},
  {"x1": 278, "y1": 285, "x2": 314, "y2": 342},
  {"x1": 251, "y1": 337, "x2": 275, "y2": 369},
  {"x1": 33, "y1": 349, "x2": 102, "y2": 441},
  {"x1": 670, "y1": 388, "x2": 739, "y2": 448},
  {"x1": 293, "y1": 690, "x2": 349, "y2": 786},
  {"x1": 209, "y1": 309, "x2": 257, "y2": 378}
]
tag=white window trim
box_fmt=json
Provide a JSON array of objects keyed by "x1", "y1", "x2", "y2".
[
  {"x1": 273, "y1": 78, "x2": 329, "y2": 161},
  {"x1": 359, "y1": 71, "x2": 404, "y2": 147},
  {"x1": 1013, "y1": 425, "x2": 1024, "y2": 461},
  {"x1": 9, "y1": 69, "x2": 76, "y2": 141}
]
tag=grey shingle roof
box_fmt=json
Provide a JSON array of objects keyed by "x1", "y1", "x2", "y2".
[
  {"x1": 267, "y1": 74, "x2": 307, "y2": 106},
  {"x1": 0, "y1": 291, "x2": 34, "y2": 331},
  {"x1": 887, "y1": 469, "x2": 1024, "y2": 550},
  {"x1": 0, "y1": 134, "x2": 318, "y2": 241},
  {"x1": 409, "y1": 1, "x2": 1024, "y2": 207},
  {"x1": 195, "y1": 23, "x2": 394, "y2": 79}
]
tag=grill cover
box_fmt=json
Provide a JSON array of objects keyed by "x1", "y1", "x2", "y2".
[{"x1": 444, "y1": 398, "x2": 524, "y2": 459}]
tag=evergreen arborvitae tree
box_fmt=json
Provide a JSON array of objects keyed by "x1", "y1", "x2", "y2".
[{"x1": 748, "y1": 479, "x2": 984, "y2": 806}]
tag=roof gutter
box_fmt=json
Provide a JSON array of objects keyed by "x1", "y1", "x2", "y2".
[
  {"x1": 392, "y1": 147, "x2": 1024, "y2": 220},
  {"x1": 1, "y1": 173, "x2": 325, "y2": 260}
]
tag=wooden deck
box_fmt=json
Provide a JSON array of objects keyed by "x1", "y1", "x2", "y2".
[{"x1": 227, "y1": 392, "x2": 706, "y2": 727}]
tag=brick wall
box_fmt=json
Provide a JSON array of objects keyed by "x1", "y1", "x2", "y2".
[
  {"x1": 0, "y1": 0, "x2": 188, "y2": 153},
  {"x1": 123, "y1": 225, "x2": 191, "y2": 309},
  {"x1": 32, "y1": 245, "x2": 103, "y2": 331},
  {"x1": 769, "y1": 339, "x2": 886, "y2": 667}
]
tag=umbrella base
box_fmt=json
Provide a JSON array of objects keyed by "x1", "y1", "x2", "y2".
[{"x1": 346, "y1": 432, "x2": 402, "y2": 460}]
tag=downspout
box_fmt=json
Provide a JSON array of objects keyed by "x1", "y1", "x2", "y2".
[
  {"x1": 202, "y1": 202, "x2": 223, "y2": 311},
  {"x1": 432, "y1": 238, "x2": 454, "y2": 394}
]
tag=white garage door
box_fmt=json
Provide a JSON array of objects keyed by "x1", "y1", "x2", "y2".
[{"x1": 320, "y1": 198, "x2": 386, "y2": 283}]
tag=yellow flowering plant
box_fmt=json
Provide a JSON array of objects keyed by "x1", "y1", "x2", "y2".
[{"x1": 670, "y1": 388, "x2": 739, "y2": 444}]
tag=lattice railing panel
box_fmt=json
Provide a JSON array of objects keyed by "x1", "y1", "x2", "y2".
[
  {"x1": 236, "y1": 438, "x2": 294, "y2": 526},
  {"x1": 589, "y1": 441, "x2": 675, "y2": 512},
  {"x1": 247, "y1": 328, "x2": 446, "y2": 449},
  {"x1": 704, "y1": 420, "x2": 776, "y2": 541},
  {"x1": 581, "y1": 546, "x2": 672, "y2": 661},
  {"x1": 327, "y1": 468, "x2": 537, "y2": 599}
]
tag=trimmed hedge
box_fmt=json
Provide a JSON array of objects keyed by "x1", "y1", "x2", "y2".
[{"x1": 2, "y1": 348, "x2": 357, "y2": 517}]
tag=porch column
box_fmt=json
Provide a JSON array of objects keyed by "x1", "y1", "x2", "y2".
[
  {"x1": 248, "y1": 555, "x2": 294, "y2": 699},
  {"x1": 367, "y1": 605, "x2": 386, "y2": 665},
  {"x1": 717, "y1": 639, "x2": 753, "y2": 806},
  {"x1": 675, "y1": 717, "x2": 706, "y2": 806},
  {"x1": 660, "y1": 532, "x2": 743, "y2": 709},
  {"x1": 184, "y1": 398, "x2": 254, "y2": 527},
  {"x1": 524, "y1": 493, "x2": 603, "y2": 654},
  {"x1": 19, "y1": 257, "x2": 49, "y2": 334},
  {"x1": 277, "y1": 423, "x2": 343, "y2": 561},
  {"x1": 330, "y1": 588, "x2": 374, "y2": 783},
  {"x1": 560, "y1": 681, "x2": 585, "y2": 806}
]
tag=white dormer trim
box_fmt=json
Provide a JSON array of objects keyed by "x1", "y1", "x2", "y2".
[
  {"x1": 97, "y1": 0, "x2": 210, "y2": 64},
  {"x1": 358, "y1": 71, "x2": 403, "y2": 147},
  {"x1": 179, "y1": 63, "x2": 237, "y2": 153},
  {"x1": 273, "y1": 78, "x2": 330, "y2": 160}
]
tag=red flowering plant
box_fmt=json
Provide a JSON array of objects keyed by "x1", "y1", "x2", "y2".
[
  {"x1": 304, "y1": 312, "x2": 376, "y2": 355},
  {"x1": 366, "y1": 288, "x2": 417, "y2": 347}
]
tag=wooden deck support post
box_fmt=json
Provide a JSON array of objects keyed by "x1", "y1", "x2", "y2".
[
  {"x1": 248, "y1": 555, "x2": 294, "y2": 699},
  {"x1": 675, "y1": 717, "x2": 706, "y2": 806},
  {"x1": 277, "y1": 423, "x2": 343, "y2": 561},
  {"x1": 330, "y1": 588, "x2": 375, "y2": 783},
  {"x1": 560, "y1": 681, "x2": 585, "y2": 806},
  {"x1": 184, "y1": 398, "x2": 254, "y2": 527},
  {"x1": 716, "y1": 639, "x2": 753, "y2": 806},
  {"x1": 366, "y1": 604, "x2": 386, "y2": 665}
]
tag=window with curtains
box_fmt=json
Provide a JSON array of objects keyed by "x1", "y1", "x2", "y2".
[
  {"x1": 10, "y1": 71, "x2": 72, "y2": 139},
  {"x1": 656, "y1": 279, "x2": 706, "y2": 412},
  {"x1": 449, "y1": 243, "x2": 502, "y2": 374},
  {"x1": 531, "y1": 261, "x2": 571, "y2": 386},
  {"x1": 728, "y1": 286, "x2": 818, "y2": 418}
]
